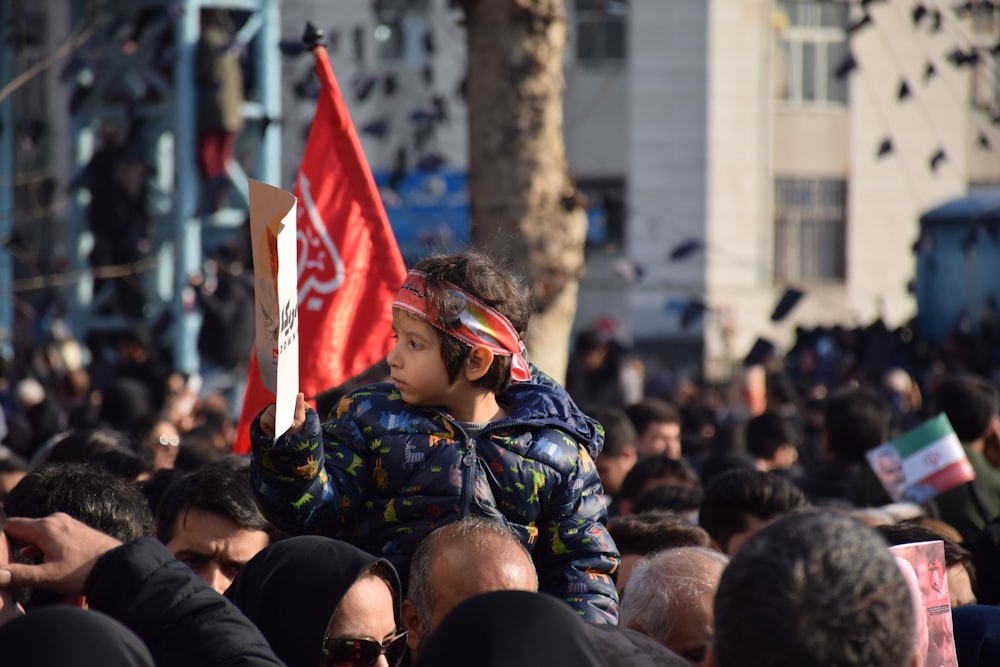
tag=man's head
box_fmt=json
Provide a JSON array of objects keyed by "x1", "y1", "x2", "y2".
[
  {"x1": 607, "y1": 511, "x2": 711, "y2": 594},
  {"x1": 402, "y1": 517, "x2": 537, "y2": 661},
  {"x1": 4, "y1": 462, "x2": 154, "y2": 609},
  {"x1": 590, "y1": 406, "x2": 639, "y2": 497},
  {"x1": 626, "y1": 400, "x2": 683, "y2": 459},
  {"x1": 621, "y1": 546, "x2": 728, "y2": 665},
  {"x1": 744, "y1": 412, "x2": 799, "y2": 471},
  {"x1": 617, "y1": 455, "x2": 701, "y2": 517},
  {"x1": 5, "y1": 462, "x2": 153, "y2": 542},
  {"x1": 873, "y1": 445, "x2": 907, "y2": 500},
  {"x1": 698, "y1": 468, "x2": 809, "y2": 554},
  {"x1": 823, "y1": 385, "x2": 892, "y2": 463},
  {"x1": 933, "y1": 375, "x2": 1000, "y2": 450},
  {"x1": 709, "y1": 511, "x2": 917, "y2": 667},
  {"x1": 156, "y1": 460, "x2": 276, "y2": 594}
]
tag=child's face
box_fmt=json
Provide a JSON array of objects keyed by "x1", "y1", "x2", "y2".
[{"x1": 388, "y1": 309, "x2": 457, "y2": 411}]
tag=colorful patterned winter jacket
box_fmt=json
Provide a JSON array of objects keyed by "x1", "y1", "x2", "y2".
[{"x1": 249, "y1": 369, "x2": 620, "y2": 623}]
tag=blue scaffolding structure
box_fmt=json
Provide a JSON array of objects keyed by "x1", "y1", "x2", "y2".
[{"x1": 57, "y1": 0, "x2": 281, "y2": 373}]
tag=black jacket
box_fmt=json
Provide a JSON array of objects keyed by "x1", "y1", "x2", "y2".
[{"x1": 84, "y1": 537, "x2": 284, "y2": 667}]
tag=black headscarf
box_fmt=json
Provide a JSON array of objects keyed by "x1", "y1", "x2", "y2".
[
  {"x1": 416, "y1": 590, "x2": 608, "y2": 667},
  {"x1": 0, "y1": 606, "x2": 154, "y2": 667},
  {"x1": 225, "y1": 535, "x2": 402, "y2": 667}
]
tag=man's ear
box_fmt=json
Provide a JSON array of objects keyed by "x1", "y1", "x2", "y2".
[
  {"x1": 401, "y1": 599, "x2": 423, "y2": 654},
  {"x1": 622, "y1": 444, "x2": 639, "y2": 467},
  {"x1": 464, "y1": 345, "x2": 495, "y2": 382}
]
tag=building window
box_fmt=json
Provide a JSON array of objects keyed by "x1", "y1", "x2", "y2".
[
  {"x1": 775, "y1": 1, "x2": 849, "y2": 105},
  {"x1": 574, "y1": 0, "x2": 627, "y2": 65},
  {"x1": 774, "y1": 179, "x2": 847, "y2": 283},
  {"x1": 576, "y1": 178, "x2": 625, "y2": 248},
  {"x1": 373, "y1": 0, "x2": 430, "y2": 64}
]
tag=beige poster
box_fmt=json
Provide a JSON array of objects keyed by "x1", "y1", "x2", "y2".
[{"x1": 248, "y1": 179, "x2": 299, "y2": 438}]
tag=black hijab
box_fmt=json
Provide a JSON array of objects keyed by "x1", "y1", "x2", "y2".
[
  {"x1": 0, "y1": 606, "x2": 154, "y2": 667},
  {"x1": 416, "y1": 590, "x2": 608, "y2": 667},
  {"x1": 225, "y1": 535, "x2": 402, "y2": 667}
]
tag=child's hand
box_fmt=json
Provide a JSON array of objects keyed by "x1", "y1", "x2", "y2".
[{"x1": 258, "y1": 393, "x2": 309, "y2": 438}]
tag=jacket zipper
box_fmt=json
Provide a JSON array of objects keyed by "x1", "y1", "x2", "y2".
[{"x1": 447, "y1": 416, "x2": 536, "y2": 519}]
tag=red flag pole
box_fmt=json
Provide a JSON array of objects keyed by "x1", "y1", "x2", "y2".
[{"x1": 233, "y1": 23, "x2": 406, "y2": 453}]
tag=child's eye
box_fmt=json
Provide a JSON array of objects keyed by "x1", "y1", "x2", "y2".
[{"x1": 408, "y1": 340, "x2": 421, "y2": 350}]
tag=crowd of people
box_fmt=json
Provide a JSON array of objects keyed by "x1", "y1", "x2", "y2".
[{"x1": 2, "y1": 248, "x2": 1000, "y2": 666}]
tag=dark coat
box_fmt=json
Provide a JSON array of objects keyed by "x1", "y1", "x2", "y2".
[{"x1": 84, "y1": 538, "x2": 283, "y2": 667}]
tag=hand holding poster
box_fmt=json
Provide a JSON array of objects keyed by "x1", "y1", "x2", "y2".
[
  {"x1": 248, "y1": 179, "x2": 299, "y2": 438},
  {"x1": 867, "y1": 414, "x2": 975, "y2": 504}
]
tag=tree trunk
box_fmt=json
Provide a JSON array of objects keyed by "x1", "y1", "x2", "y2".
[{"x1": 462, "y1": 0, "x2": 586, "y2": 384}]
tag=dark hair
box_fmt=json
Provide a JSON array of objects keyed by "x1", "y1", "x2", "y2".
[
  {"x1": 633, "y1": 484, "x2": 703, "y2": 516},
  {"x1": 823, "y1": 385, "x2": 892, "y2": 463},
  {"x1": 745, "y1": 412, "x2": 799, "y2": 461},
  {"x1": 713, "y1": 511, "x2": 916, "y2": 667},
  {"x1": 625, "y1": 399, "x2": 681, "y2": 436},
  {"x1": 5, "y1": 462, "x2": 154, "y2": 542},
  {"x1": 410, "y1": 251, "x2": 531, "y2": 394},
  {"x1": 607, "y1": 511, "x2": 711, "y2": 555},
  {"x1": 587, "y1": 406, "x2": 637, "y2": 458},
  {"x1": 618, "y1": 455, "x2": 700, "y2": 503},
  {"x1": 45, "y1": 428, "x2": 152, "y2": 479},
  {"x1": 934, "y1": 375, "x2": 999, "y2": 443},
  {"x1": 156, "y1": 459, "x2": 278, "y2": 543},
  {"x1": 877, "y1": 521, "x2": 974, "y2": 580},
  {"x1": 5, "y1": 462, "x2": 154, "y2": 610},
  {"x1": 698, "y1": 469, "x2": 809, "y2": 553}
]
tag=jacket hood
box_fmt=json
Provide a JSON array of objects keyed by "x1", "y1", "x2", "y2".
[
  {"x1": 225, "y1": 535, "x2": 402, "y2": 667},
  {"x1": 504, "y1": 365, "x2": 605, "y2": 459}
]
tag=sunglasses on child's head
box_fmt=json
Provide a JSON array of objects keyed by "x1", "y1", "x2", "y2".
[{"x1": 321, "y1": 629, "x2": 408, "y2": 667}]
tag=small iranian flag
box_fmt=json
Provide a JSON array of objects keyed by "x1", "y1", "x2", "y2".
[{"x1": 866, "y1": 414, "x2": 975, "y2": 504}]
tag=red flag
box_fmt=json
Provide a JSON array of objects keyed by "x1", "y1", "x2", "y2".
[{"x1": 233, "y1": 45, "x2": 405, "y2": 453}]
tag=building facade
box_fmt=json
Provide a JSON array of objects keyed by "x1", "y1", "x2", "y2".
[{"x1": 280, "y1": 0, "x2": 1000, "y2": 380}]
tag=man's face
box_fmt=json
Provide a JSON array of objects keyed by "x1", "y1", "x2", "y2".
[
  {"x1": 722, "y1": 515, "x2": 771, "y2": 556},
  {"x1": 596, "y1": 448, "x2": 637, "y2": 497},
  {"x1": 636, "y1": 421, "x2": 682, "y2": 459},
  {"x1": 164, "y1": 509, "x2": 270, "y2": 594},
  {"x1": 666, "y1": 587, "x2": 716, "y2": 667}
]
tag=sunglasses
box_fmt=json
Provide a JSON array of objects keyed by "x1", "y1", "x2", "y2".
[
  {"x1": 156, "y1": 434, "x2": 181, "y2": 447},
  {"x1": 321, "y1": 629, "x2": 408, "y2": 667}
]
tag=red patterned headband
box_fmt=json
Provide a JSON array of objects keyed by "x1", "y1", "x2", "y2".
[{"x1": 393, "y1": 270, "x2": 531, "y2": 382}]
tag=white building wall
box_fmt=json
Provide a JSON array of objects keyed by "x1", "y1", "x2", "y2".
[
  {"x1": 703, "y1": 0, "x2": 774, "y2": 376},
  {"x1": 278, "y1": 0, "x2": 467, "y2": 189},
  {"x1": 846, "y1": 2, "x2": 970, "y2": 327},
  {"x1": 625, "y1": 0, "x2": 709, "y2": 343}
]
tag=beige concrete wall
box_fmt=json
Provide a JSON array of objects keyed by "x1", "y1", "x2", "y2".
[
  {"x1": 846, "y1": 1, "x2": 969, "y2": 327},
  {"x1": 702, "y1": 0, "x2": 774, "y2": 376},
  {"x1": 624, "y1": 0, "x2": 709, "y2": 344}
]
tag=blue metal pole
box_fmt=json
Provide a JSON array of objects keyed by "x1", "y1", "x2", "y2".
[
  {"x1": 257, "y1": 0, "x2": 281, "y2": 188},
  {"x1": 0, "y1": 2, "x2": 12, "y2": 358},
  {"x1": 174, "y1": 0, "x2": 202, "y2": 374}
]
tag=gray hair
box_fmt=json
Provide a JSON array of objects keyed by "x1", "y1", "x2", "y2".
[{"x1": 620, "y1": 546, "x2": 729, "y2": 646}]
